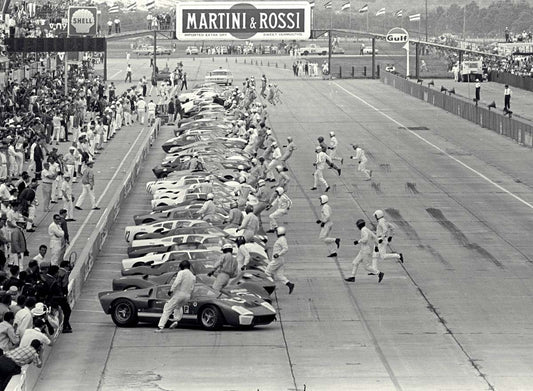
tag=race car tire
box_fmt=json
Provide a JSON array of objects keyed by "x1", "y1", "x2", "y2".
[
  {"x1": 111, "y1": 299, "x2": 139, "y2": 327},
  {"x1": 199, "y1": 305, "x2": 224, "y2": 330}
]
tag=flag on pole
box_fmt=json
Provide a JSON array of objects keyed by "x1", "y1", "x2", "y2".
[
  {"x1": 324, "y1": 1, "x2": 332, "y2": 9},
  {"x1": 409, "y1": 13, "x2": 421, "y2": 21},
  {"x1": 375, "y1": 7, "x2": 385, "y2": 16},
  {"x1": 108, "y1": 4, "x2": 119, "y2": 13},
  {"x1": 341, "y1": 1, "x2": 350, "y2": 11},
  {"x1": 125, "y1": 1, "x2": 137, "y2": 11},
  {"x1": 146, "y1": 0, "x2": 156, "y2": 10},
  {"x1": 358, "y1": 4, "x2": 368, "y2": 13},
  {"x1": 309, "y1": 0, "x2": 315, "y2": 8},
  {"x1": 395, "y1": 9, "x2": 403, "y2": 17}
]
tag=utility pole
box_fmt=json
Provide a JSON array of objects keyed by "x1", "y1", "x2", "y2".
[
  {"x1": 425, "y1": 0, "x2": 428, "y2": 41},
  {"x1": 152, "y1": 30, "x2": 157, "y2": 81},
  {"x1": 328, "y1": 29, "x2": 332, "y2": 78}
]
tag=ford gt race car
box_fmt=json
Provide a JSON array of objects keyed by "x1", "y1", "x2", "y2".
[
  {"x1": 99, "y1": 282, "x2": 277, "y2": 330},
  {"x1": 124, "y1": 219, "x2": 210, "y2": 243},
  {"x1": 112, "y1": 269, "x2": 275, "y2": 298}
]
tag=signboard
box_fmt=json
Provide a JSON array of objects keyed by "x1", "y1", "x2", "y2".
[
  {"x1": 176, "y1": 1, "x2": 311, "y2": 41},
  {"x1": 386, "y1": 27, "x2": 409, "y2": 44},
  {"x1": 5, "y1": 37, "x2": 106, "y2": 53},
  {"x1": 68, "y1": 6, "x2": 98, "y2": 37}
]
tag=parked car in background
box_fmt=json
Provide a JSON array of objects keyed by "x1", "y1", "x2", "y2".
[
  {"x1": 205, "y1": 68, "x2": 234, "y2": 85},
  {"x1": 186, "y1": 46, "x2": 199, "y2": 55},
  {"x1": 332, "y1": 46, "x2": 345, "y2": 54},
  {"x1": 362, "y1": 46, "x2": 379, "y2": 55}
]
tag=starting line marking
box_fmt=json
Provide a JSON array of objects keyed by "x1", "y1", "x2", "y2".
[{"x1": 332, "y1": 81, "x2": 533, "y2": 211}]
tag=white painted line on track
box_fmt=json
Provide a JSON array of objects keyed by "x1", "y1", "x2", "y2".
[
  {"x1": 109, "y1": 69, "x2": 122, "y2": 79},
  {"x1": 67, "y1": 127, "x2": 146, "y2": 254},
  {"x1": 332, "y1": 81, "x2": 533, "y2": 211}
]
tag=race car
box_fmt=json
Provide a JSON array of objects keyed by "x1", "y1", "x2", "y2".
[
  {"x1": 112, "y1": 269, "x2": 275, "y2": 298},
  {"x1": 121, "y1": 249, "x2": 221, "y2": 272},
  {"x1": 126, "y1": 234, "x2": 227, "y2": 258},
  {"x1": 146, "y1": 175, "x2": 208, "y2": 194},
  {"x1": 133, "y1": 206, "x2": 227, "y2": 226},
  {"x1": 124, "y1": 219, "x2": 210, "y2": 243},
  {"x1": 99, "y1": 282, "x2": 277, "y2": 329}
]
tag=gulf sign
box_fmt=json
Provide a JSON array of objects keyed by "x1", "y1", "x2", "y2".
[
  {"x1": 386, "y1": 27, "x2": 409, "y2": 44},
  {"x1": 176, "y1": 2, "x2": 311, "y2": 41}
]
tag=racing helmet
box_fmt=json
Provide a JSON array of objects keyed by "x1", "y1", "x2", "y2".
[
  {"x1": 235, "y1": 236, "x2": 246, "y2": 246},
  {"x1": 287, "y1": 136, "x2": 293, "y2": 142},
  {"x1": 238, "y1": 165, "x2": 245, "y2": 171},
  {"x1": 245, "y1": 205, "x2": 254, "y2": 213},
  {"x1": 207, "y1": 193, "x2": 214, "y2": 200},
  {"x1": 257, "y1": 179, "x2": 266, "y2": 187},
  {"x1": 276, "y1": 165, "x2": 283, "y2": 172},
  {"x1": 373, "y1": 209, "x2": 384, "y2": 220},
  {"x1": 238, "y1": 176, "x2": 246, "y2": 183},
  {"x1": 319, "y1": 195, "x2": 329, "y2": 204},
  {"x1": 317, "y1": 136, "x2": 324, "y2": 142},
  {"x1": 315, "y1": 146, "x2": 322, "y2": 152},
  {"x1": 276, "y1": 226, "x2": 286, "y2": 236},
  {"x1": 329, "y1": 131, "x2": 335, "y2": 137},
  {"x1": 275, "y1": 187, "x2": 284, "y2": 195},
  {"x1": 356, "y1": 219, "x2": 366, "y2": 229},
  {"x1": 222, "y1": 243, "x2": 233, "y2": 252}
]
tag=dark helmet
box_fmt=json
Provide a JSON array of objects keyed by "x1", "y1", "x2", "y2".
[
  {"x1": 245, "y1": 205, "x2": 253, "y2": 214},
  {"x1": 356, "y1": 219, "x2": 366, "y2": 229},
  {"x1": 317, "y1": 136, "x2": 324, "y2": 142},
  {"x1": 235, "y1": 236, "x2": 246, "y2": 246}
]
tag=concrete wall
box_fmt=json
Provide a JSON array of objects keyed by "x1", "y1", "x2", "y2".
[{"x1": 381, "y1": 72, "x2": 533, "y2": 148}]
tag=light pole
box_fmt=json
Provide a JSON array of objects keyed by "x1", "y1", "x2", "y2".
[{"x1": 425, "y1": 0, "x2": 428, "y2": 41}]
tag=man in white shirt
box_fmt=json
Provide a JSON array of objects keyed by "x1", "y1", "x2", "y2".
[
  {"x1": 0, "y1": 312, "x2": 19, "y2": 353},
  {"x1": 136, "y1": 97, "x2": 147, "y2": 125},
  {"x1": 147, "y1": 99, "x2": 157, "y2": 125},
  {"x1": 48, "y1": 214, "x2": 64, "y2": 265},
  {"x1": 19, "y1": 318, "x2": 51, "y2": 347},
  {"x1": 311, "y1": 146, "x2": 331, "y2": 192},
  {"x1": 14, "y1": 297, "x2": 36, "y2": 338},
  {"x1": 350, "y1": 145, "x2": 372, "y2": 181},
  {"x1": 155, "y1": 260, "x2": 196, "y2": 332},
  {"x1": 61, "y1": 175, "x2": 74, "y2": 221}
]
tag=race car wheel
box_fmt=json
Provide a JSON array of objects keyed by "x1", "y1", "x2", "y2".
[
  {"x1": 199, "y1": 305, "x2": 224, "y2": 330},
  {"x1": 111, "y1": 299, "x2": 138, "y2": 327}
]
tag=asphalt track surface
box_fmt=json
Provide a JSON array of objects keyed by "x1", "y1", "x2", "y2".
[{"x1": 37, "y1": 58, "x2": 533, "y2": 391}]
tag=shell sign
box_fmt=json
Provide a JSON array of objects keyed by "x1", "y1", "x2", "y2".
[
  {"x1": 176, "y1": 2, "x2": 311, "y2": 41},
  {"x1": 68, "y1": 6, "x2": 98, "y2": 37}
]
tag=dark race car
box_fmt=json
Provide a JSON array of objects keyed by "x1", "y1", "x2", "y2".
[
  {"x1": 112, "y1": 269, "x2": 275, "y2": 299},
  {"x1": 98, "y1": 282, "x2": 277, "y2": 330},
  {"x1": 127, "y1": 242, "x2": 208, "y2": 258}
]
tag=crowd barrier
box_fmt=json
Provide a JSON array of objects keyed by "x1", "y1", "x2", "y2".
[
  {"x1": 6, "y1": 118, "x2": 161, "y2": 391},
  {"x1": 488, "y1": 70, "x2": 533, "y2": 92},
  {"x1": 381, "y1": 72, "x2": 533, "y2": 148}
]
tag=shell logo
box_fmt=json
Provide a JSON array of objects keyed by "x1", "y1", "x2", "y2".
[{"x1": 71, "y1": 9, "x2": 95, "y2": 34}]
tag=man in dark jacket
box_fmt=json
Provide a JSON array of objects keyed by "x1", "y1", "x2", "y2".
[{"x1": 18, "y1": 179, "x2": 38, "y2": 232}]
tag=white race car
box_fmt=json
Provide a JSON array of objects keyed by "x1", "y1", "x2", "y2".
[
  {"x1": 146, "y1": 175, "x2": 207, "y2": 194},
  {"x1": 124, "y1": 219, "x2": 209, "y2": 243},
  {"x1": 130, "y1": 233, "x2": 226, "y2": 250},
  {"x1": 122, "y1": 249, "x2": 221, "y2": 271}
]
